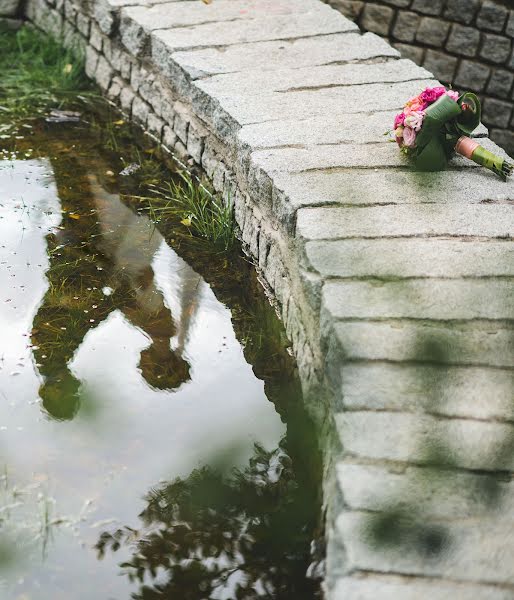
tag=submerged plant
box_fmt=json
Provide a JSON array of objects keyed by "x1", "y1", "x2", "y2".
[{"x1": 148, "y1": 171, "x2": 235, "y2": 251}]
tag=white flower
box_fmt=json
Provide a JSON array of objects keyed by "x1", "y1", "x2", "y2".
[{"x1": 404, "y1": 111, "x2": 425, "y2": 132}]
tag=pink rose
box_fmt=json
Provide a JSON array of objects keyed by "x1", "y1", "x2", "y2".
[
  {"x1": 420, "y1": 86, "x2": 446, "y2": 104},
  {"x1": 394, "y1": 112, "x2": 406, "y2": 128},
  {"x1": 402, "y1": 126, "x2": 417, "y2": 148},
  {"x1": 446, "y1": 90, "x2": 459, "y2": 101}
]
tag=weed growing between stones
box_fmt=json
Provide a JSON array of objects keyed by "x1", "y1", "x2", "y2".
[{"x1": 148, "y1": 172, "x2": 236, "y2": 251}]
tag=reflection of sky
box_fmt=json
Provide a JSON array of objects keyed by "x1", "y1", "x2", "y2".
[{"x1": 0, "y1": 159, "x2": 285, "y2": 599}]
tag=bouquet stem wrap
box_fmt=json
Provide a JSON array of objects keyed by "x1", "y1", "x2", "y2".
[{"x1": 456, "y1": 136, "x2": 513, "y2": 181}]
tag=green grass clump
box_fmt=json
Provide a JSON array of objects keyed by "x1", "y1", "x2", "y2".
[
  {"x1": 149, "y1": 171, "x2": 235, "y2": 251},
  {"x1": 0, "y1": 25, "x2": 97, "y2": 122}
]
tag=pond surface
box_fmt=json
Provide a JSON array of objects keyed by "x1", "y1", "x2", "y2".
[{"x1": 0, "y1": 117, "x2": 320, "y2": 599}]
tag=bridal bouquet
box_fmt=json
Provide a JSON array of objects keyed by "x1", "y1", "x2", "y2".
[{"x1": 394, "y1": 86, "x2": 512, "y2": 181}]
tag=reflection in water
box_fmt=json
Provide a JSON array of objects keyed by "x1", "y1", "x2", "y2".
[
  {"x1": 97, "y1": 444, "x2": 318, "y2": 600},
  {"x1": 32, "y1": 169, "x2": 196, "y2": 420},
  {"x1": 0, "y1": 121, "x2": 320, "y2": 599}
]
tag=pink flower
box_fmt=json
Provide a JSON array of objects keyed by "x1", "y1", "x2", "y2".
[
  {"x1": 420, "y1": 86, "x2": 446, "y2": 104},
  {"x1": 394, "y1": 112, "x2": 406, "y2": 128},
  {"x1": 446, "y1": 90, "x2": 459, "y2": 101},
  {"x1": 402, "y1": 126, "x2": 417, "y2": 148},
  {"x1": 404, "y1": 110, "x2": 425, "y2": 132}
]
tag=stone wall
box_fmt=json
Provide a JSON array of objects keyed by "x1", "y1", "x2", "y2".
[
  {"x1": 326, "y1": 0, "x2": 514, "y2": 154},
  {"x1": 21, "y1": 1, "x2": 514, "y2": 598}
]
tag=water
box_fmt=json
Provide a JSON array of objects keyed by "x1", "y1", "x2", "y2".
[{"x1": 0, "y1": 117, "x2": 321, "y2": 599}]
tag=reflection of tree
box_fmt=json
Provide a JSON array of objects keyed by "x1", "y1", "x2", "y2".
[
  {"x1": 96, "y1": 443, "x2": 320, "y2": 600},
  {"x1": 31, "y1": 153, "x2": 194, "y2": 421}
]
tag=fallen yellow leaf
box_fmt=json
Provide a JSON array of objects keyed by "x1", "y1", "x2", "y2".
[
  {"x1": 181, "y1": 217, "x2": 192, "y2": 226},
  {"x1": 69, "y1": 214, "x2": 80, "y2": 220}
]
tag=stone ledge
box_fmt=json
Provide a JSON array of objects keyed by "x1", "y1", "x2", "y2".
[{"x1": 23, "y1": 0, "x2": 514, "y2": 597}]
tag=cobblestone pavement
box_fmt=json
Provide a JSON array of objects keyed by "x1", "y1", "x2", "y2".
[{"x1": 23, "y1": 0, "x2": 514, "y2": 597}]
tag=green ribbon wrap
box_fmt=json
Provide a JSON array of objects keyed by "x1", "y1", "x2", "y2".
[{"x1": 412, "y1": 92, "x2": 512, "y2": 181}]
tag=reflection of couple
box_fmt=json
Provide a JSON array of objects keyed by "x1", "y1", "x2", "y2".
[{"x1": 31, "y1": 164, "x2": 200, "y2": 421}]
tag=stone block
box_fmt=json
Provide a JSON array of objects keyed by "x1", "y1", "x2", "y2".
[
  {"x1": 331, "y1": 575, "x2": 514, "y2": 600},
  {"x1": 152, "y1": 6, "x2": 356, "y2": 53},
  {"x1": 328, "y1": 319, "x2": 514, "y2": 368},
  {"x1": 103, "y1": 38, "x2": 123, "y2": 73},
  {"x1": 95, "y1": 55, "x2": 114, "y2": 92},
  {"x1": 76, "y1": 12, "x2": 89, "y2": 37},
  {"x1": 476, "y1": 0, "x2": 508, "y2": 33},
  {"x1": 423, "y1": 49, "x2": 457, "y2": 82},
  {"x1": 411, "y1": 0, "x2": 445, "y2": 16},
  {"x1": 198, "y1": 79, "x2": 436, "y2": 132},
  {"x1": 483, "y1": 97, "x2": 512, "y2": 127},
  {"x1": 322, "y1": 279, "x2": 514, "y2": 321},
  {"x1": 63, "y1": 0, "x2": 77, "y2": 24},
  {"x1": 0, "y1": 0, "x2": 19, "y2": 17},
  {"x1": 62, "y1": 20, "x2": 85, "y2": 55},
  {"x1": 162, "y1": 125, "x2": 178, "y2": 150},
  {"x1": 487, "y1": 68, "x2": 514, "y2": 98},
  {"x1": 336, "y1": 411, "x2": 514, "y2": 471},
  {"x1": 296, "y1": 204, "x2": 514, "y2": 240},
  {"x1": 392, "y1": 11, "x2": 421, "y2": 43},
  {"x1": 454, "y1": 59, "x2": 491, "y2": 92},
  {"x1": 340, "y1": 363, "x2": 514, "y2": 421},
  {"x1": 491, "y1": 128, "x2": 514, "y2": 157},
  {"x1": 446, "y1": 24, "x2": 480, "y2": 56},
  {"x1": 131, "y1": 96, "x2": 150, "y2": 126},
  {"x1": 119, "y1": 86, "x2": 135, "y2": 113},
  {"x1": 119, "y1": 53, "x2": 133, "y2": 80},
  {"x1": 382, "y1": 0, "x2": 410, "y2": 6},
  {"x1": 197, "y1": 59, "x2": 430, "y2": 100},
  {"x1": 507, "y1": 10, "x2": 514, "y2": 38},
  {"x1": 444, "y1": 0, "x2": 480, "y2": 25},
  {"x1": 480, "y1": 34, "x2": 512, "y2": 64},
  {"x1": 394, "y1": 43, "x2": 425, "y2": 63},
  {"x1": 106, "y1": 76, "x2": 123, "y2": 102},
  {"x1": 84, "y1": 45, "x2": 99, "y2": 80},
  {"x1": 361, "y1": 3, "x2": 394, "y2": 36},
  {"x1": 186, "y1": 128, "x2": 205, "y2": 164},
  {"x1": 173, "y1": 110, "x2": 189, "y2": 145},
  {"x1": 337, "y1": 461, "x2": 514, "y2": 519},
  {"x1": 416, "y1": 17, "x2": 450, "y2": 47},
  {"x1": 303, "y1": 239, "x2": 514, "y2": 279},
  {"x1": 147, "y1": 113, "x2": 164, "y2": 140},
  {"x1": 89, "y1": 22, "x2": 103, "y2": 52},
  {"x1": 166, "y1": 32, "x2": 397, "y2": 79},
  {"x1": 329, "y1": 0, "x2": 363, "y2": 20},
  {"x1": 336, "y1": 510, "x2": 514, "y2": 586}
]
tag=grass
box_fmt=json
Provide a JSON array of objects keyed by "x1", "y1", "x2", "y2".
[
  {"x1": 0, "y1": 25, "x2": 98, "y2": 124},
  {"x1": 147, "y1": 171, "x2": 236, "y2": 251}
]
